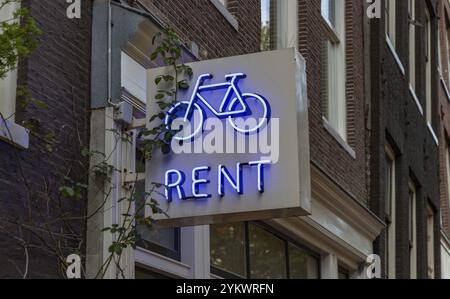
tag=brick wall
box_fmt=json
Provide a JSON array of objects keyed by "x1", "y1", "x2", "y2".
[
  {"x1": 133, "y1": 0, "x2": 261, "y2": 59},
  {"x1": 0, "y1": 0, "x2": 92, "y2": 278},
  {"x1": 438, "y1": 0, "x2": 450, "y2": 240},
  {"x1": 369, "y1": 0, "x2": 441, "y2": 279},
  {"x1": 298, "y1": 0, "x2": 367, "y2": 204}
]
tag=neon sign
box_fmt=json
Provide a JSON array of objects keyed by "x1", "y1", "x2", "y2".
[
  {"x1": 165, "y1": 73, "x2": 271, "y2": 141},
  {"x1": 165, "y1": 161, "x2": 272, "y2": 202}
]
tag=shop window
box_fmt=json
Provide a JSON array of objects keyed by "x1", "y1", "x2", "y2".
[
  {"x1": 321, "y1": 0, "x2": 347, "y2": 141},
  {"x1": 210, "y1": 223, "x2": 247, "y2": 278},
  {"x1": 210, "y1": 222, "x2": 320, "y2": 279},
  {"x1": 260, "y1": 0, "x2": 298, "y2": 51},
  {"x1": 288, "y1": 244, "x2": 320, "y2": 279},
  {"x1": 385, "y1": 144, "x2": 396, "y2": 279},
  {"x1": 427, "y1": 204, "x2": 435, "y2": 279},
  {"x1": 338, "y1": 267, "x2": 350, "y2": 279},
  {"x1": 408, "y1": 0, "x2": 416, "y2": 91},
  {"x1": 248, "y1": 224, "x2": 287, "y2": 279},
  {"x1": 408, "y1": 181, "x2": 417, "y2": 279},
  {"x1": 385, "y1": 0, "x2": 396, "y2": 49}
]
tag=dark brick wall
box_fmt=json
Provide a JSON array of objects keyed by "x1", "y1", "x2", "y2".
[
  {"x1": 298, "y1": 0, "x2": 367, "y2": 204},
  {"x1": 135, "y1": 0, "x2": 261, "y2": 59},
  {"x1": 0, "y1": 0, "x2": 92, "y2": 278},
  {"x1": 369, "y1": 0, "x2": 441, "y2": 279},
  {"x1": 438, "y1": 0, "x2": 450, "y2": 241}
]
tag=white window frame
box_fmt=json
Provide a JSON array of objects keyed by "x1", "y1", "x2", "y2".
[
  {"x1": 322, "y1": 0, "x2": 347, "y2": 142},
  {"x1": 385, "y1": 145, "x2": 396, "y2": 279},
  {"x1": 408, "y1": 181, "x2": 417, "y2": 279},
  {"x1": 210, "y1": 0, "x2": 238, "y2": 31},
  {"x1": 425, "y1": 8, "x2": 432, "y2": 126},
  {"x1": 385, "y1": 0, "x2": 396, "y2": 49},
  {"x1": 408, "y1": 0, "x2": 416, "y2": 91},
  {"x1": 274, "y1": 0, "x2": 298, "y2": 49},
  {"x1": 0, "y1": 1, "x2": 29, "y2": 149}
]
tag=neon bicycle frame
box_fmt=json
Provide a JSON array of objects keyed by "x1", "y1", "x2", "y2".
[{"x1": 183, "y1": 73, "x2": 250, "y2": 122}]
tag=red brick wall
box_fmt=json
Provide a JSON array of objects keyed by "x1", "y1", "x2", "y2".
[
  {"x1": 298, "y1": 0, "x2": 367, "y2": 203},
  {"x1": 0, "y1": 0, "x2": 92, "y2": 278},
  {"x1": 135, "y1": 0, "x2": 261, "y2": 59},
  {"x1": 438, "y1": 0, "x2": 450, "y2": 238}
]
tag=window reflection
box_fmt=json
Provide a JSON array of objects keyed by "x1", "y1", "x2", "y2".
[
  {"x1": 288, "y1": 244, "x2": 319, "y2": 279},
  {"x1": 210, "y1": 223, "x2": 246, "y2": 277},
  {"x1": 249, "y1": 224, "x2": 287, "y2": 279}
]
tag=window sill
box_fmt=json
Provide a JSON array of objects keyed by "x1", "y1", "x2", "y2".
[
  {"x1": 323, "y1": 117, "x2": 356, "y2": 160},
  {"x1": 409, "y1": 85, "x2": 423, "y2": 116},
  {"x1": 210, "y1": 0, "x2": 239, "y2": 31},
  {"x1": 427, "y1": 122, "x2": 439, "y2": 146},
  {"x1": 0, "y1": 118, "x2": 29, "y2": 149},
  {"x1": 440, "y1": 75, "x2": 450, "y2": 103},
  {"x1": 320, "y1": 16, "x2": 340, "y2": 44},
  {"x1": 385, "y1": 35, "x2": 405, "y2": 75}
]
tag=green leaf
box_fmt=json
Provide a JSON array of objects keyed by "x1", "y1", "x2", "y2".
[{"x1": 59, "y1": 186, "x2": 75, "y2": 198}]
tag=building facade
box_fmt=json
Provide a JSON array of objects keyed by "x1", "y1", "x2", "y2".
[
  {"x1": 84, "y1": 0, "x2": 383, "y2": 279},
  {"x1": 0, "y1": 0, "x2": 92, "y2": 278},
  {"x1": 437, "y1": 0, "x2": 450, "y2": 279},
  {"x1": 0, "y1": 0, "x2": 446, "y2": 279},
  {"x1": 367, "y1": 0, "x2": 441, "y2": 279}
]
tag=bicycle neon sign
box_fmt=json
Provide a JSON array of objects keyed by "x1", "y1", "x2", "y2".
[
  {"x1": 164, "y1": 73, "x2": 273, "y2": 201},
  {"x1": 165, "y1": 72, "x2": 272, "y2": 140}
]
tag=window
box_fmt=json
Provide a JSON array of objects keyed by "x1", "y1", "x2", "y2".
[
  {"x1": 408, "y1": 0, "x2": 416, "y2": 90},
  {"x1": 338, "y1": 267, "x2": 350, "y2": 279},
  {"x1": 425, "y1": 8, "x2": 432, "y2": 126},
  {"x1": 408, "y1": 181, "x2": 417, "y2": 279},
  {"x1": 210, "y1": 222, "x2": 320, "y2": 279},
  {"x1": 260, "y1": 0, "x2": 298, "y2": 51},
  {"x1": 120, "y1": 51, "x2": 181, "y2": 260},
  {"x1": 427, "y1": 204, "x2": 435, "y2": 279},
  {"x1": 385, "y1": 145, "x2": 396, "y2": 279},
  {"x1": 445, "y1": 16, "x2": 450, "y2": 84},
  {"x1": 210, "y1": 222, "x2": 246, "y2": 277},
  {"x1": 322, "y1": 0, "x2": 347, "y2": 140},
  {"x1": 385, "y1": 0, "x2": 396, "y2": 48},
  {"x1": 0, "y1": 1, "x2": 20, "y2": 120}
]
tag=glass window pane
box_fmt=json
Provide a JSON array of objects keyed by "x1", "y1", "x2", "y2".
[
  {"x1": 210, "y1": 223, "x2": 246, "y2": 277},
  {"x1": 249, "y1": 224, "x2": 287, "y2": 279},
  {"x1": 135, "y1": 181, "x2": 180, "y2": 256},
  {"x1": 321, "y1": 0, "x2": 336, "y2": 27},
  {"x1": 288, "y1": 244, "x2": 320, "y2": 279}
]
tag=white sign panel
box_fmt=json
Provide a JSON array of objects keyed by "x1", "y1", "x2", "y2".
[{"x1": 146, "y1": 48, "x2": 311, "y2": 227}]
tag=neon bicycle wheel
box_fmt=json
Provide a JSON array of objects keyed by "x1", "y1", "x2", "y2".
[
  {"x1": 165, "y1": 101, "x2": 205, "y2": 141},
  {"x1": 227, "y1": 93, "x2": 271, "y2": 134}
]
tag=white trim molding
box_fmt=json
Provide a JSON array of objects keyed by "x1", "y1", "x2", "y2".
[
  {"x1": 323, "y1": 117, "x2": 356, "y2": 159},
  {"x1": 0, "y1": 118, "x2": 29, "y2": 149},
  {"x1": 386, "y1": 35, "x2": 405, "y2": 75},
  {"x1": 427, "y1": 122, "x2": 439, "y2": 146},
  {"x1": 267, "y1": 164, "x2": 385, "y2": 276},
  {"x1": 441, "y1": 75, "x2": 450, "y2": 103},
  {"x1": 210, "y1": 0, "x2": 239, "y2": 31},
  {"x1": 409, "y1": 84, "x2": 424, "y2": 116}
]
